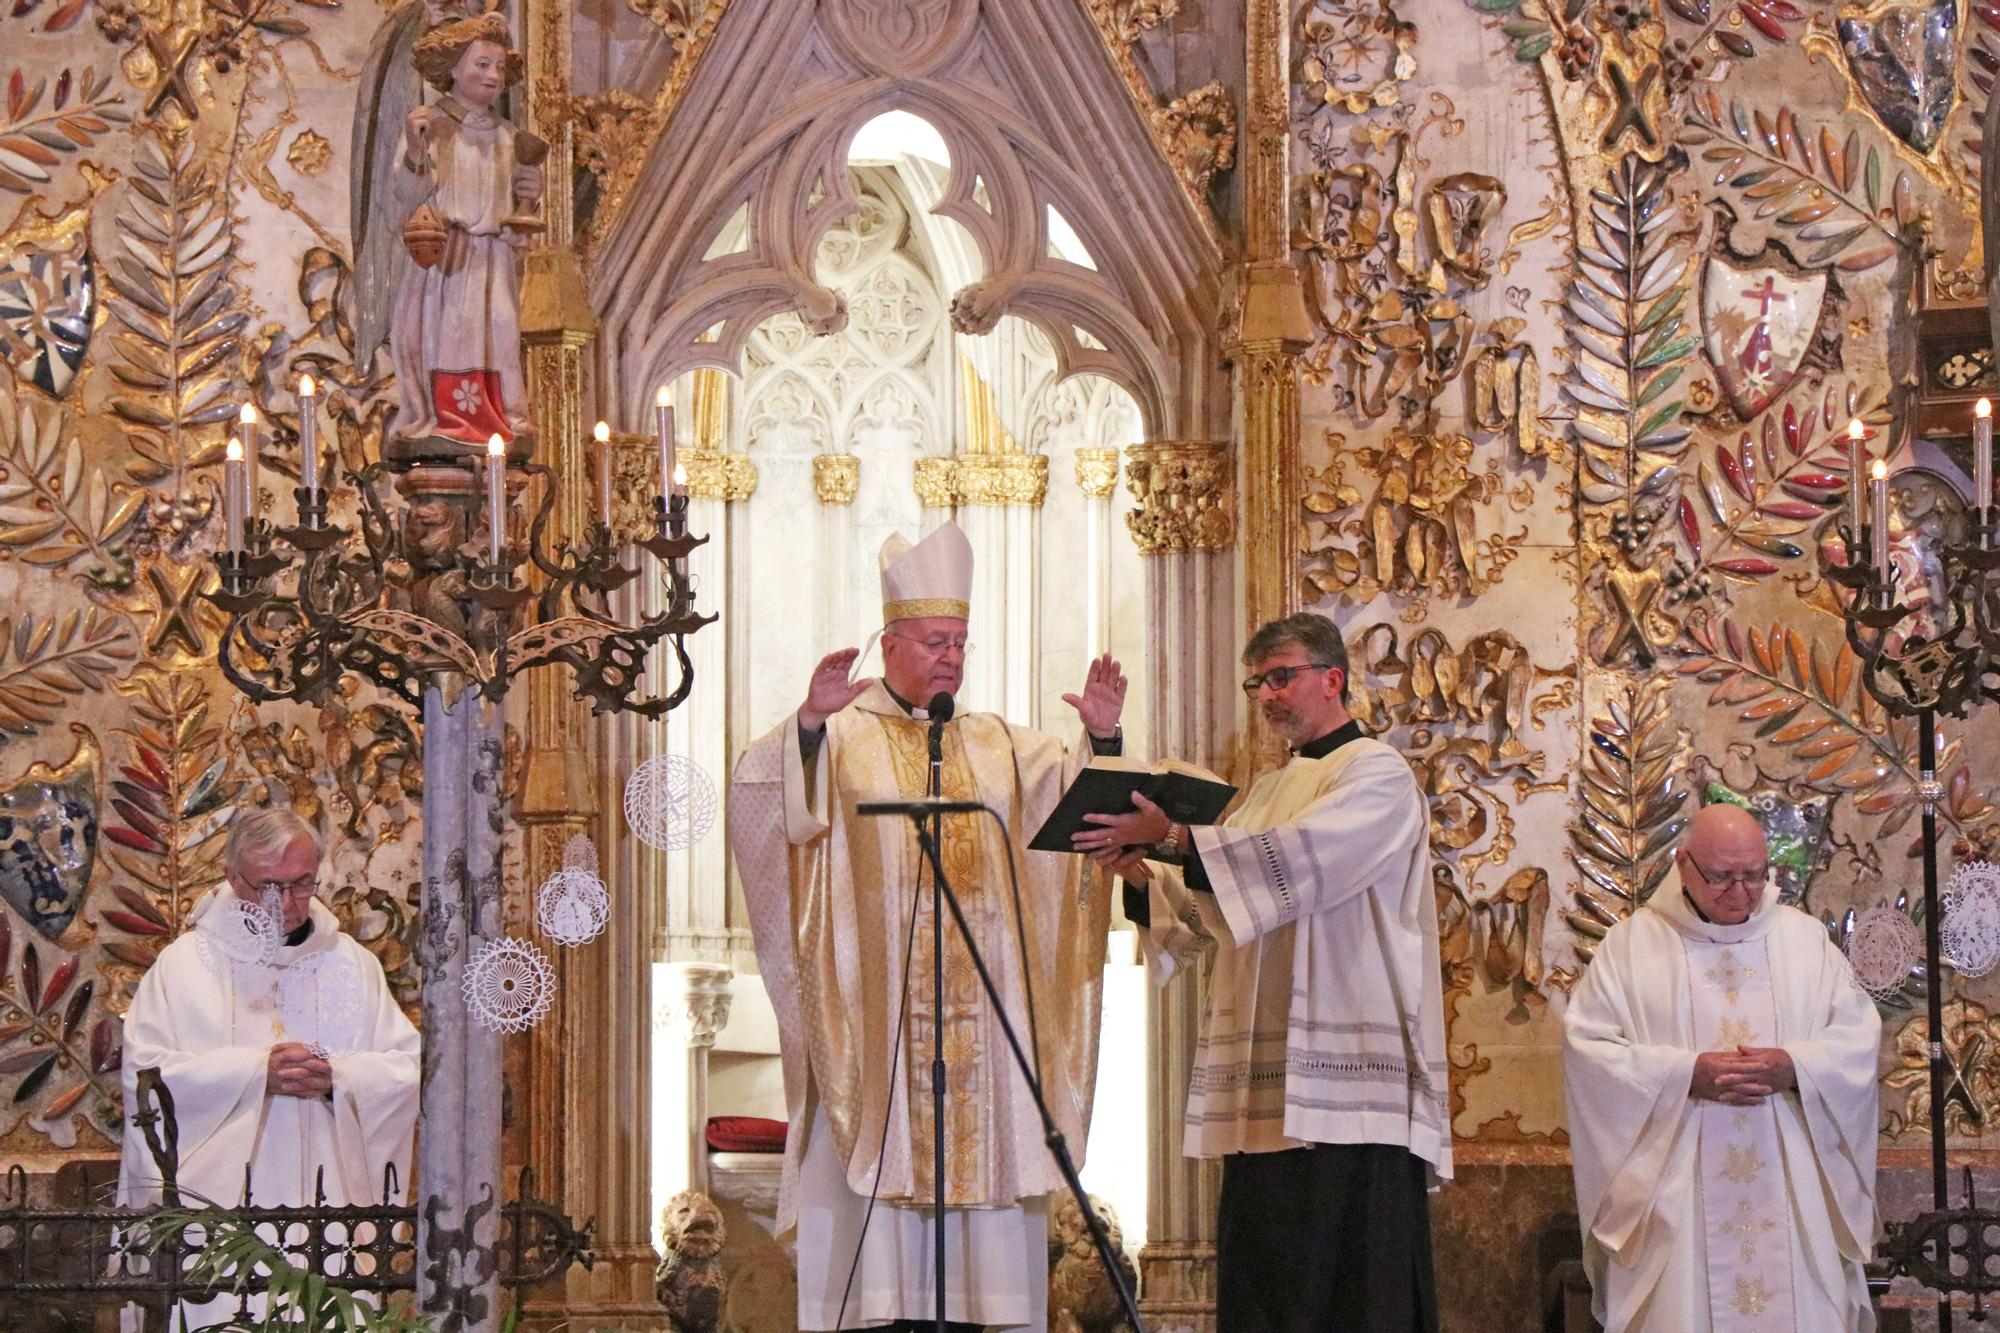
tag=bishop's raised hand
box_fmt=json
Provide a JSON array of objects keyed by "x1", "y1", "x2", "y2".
[
  {"x1": 800, "y1": 648, "x2": 872, "y2": 733},
  {"x1": 1062, "y1": 652, "x2": 1127, "y2": 739}
]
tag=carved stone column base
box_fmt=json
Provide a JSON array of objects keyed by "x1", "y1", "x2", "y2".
[
  {"x1": 1138, "y1": 1241, "x2": 1218, "y2": 1333},
  {"x1": 514, "y1": 1245, "x2": 670, "y2": 1331}
]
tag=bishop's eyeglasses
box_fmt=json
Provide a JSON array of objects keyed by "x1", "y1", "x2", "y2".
[{"x1": 1684, "y1": 855, "x2": 1767, "y2": 888}]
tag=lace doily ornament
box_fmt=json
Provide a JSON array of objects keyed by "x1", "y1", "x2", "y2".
[
  {"x1": 197, "y1": 898, "x2": 284, "y2": 969},
  {"x1": 537, "y1": 867, "x2": 611, "y2": 947},
  {"x1": 624, "y1": 756, "x2": 718, "y2": 851},
  {"x1": 1943, "y1": 861, "x2": 2000, "y2": 979},
  {"x1": 462, "y1": 937, "x2": 557, "y2": 1034},
  {"x1": 1846, "y1": 905, "x2": 1924, "y2": 1000}
]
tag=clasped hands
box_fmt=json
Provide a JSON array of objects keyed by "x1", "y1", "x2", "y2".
[
  {"x1": 1689, "y1": 1045, "x2": 1794, "y2": 1105},
  {"x1": 1072, "y1": 790, "x2": 1172, "y2": 882},
  {"x1": 267, "y1": 1041, "x2": 333, "y2": 1100}
]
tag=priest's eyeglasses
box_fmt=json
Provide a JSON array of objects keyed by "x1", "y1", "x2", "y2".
[
  {"x1": 257, "y1": 873, "x2": 322, "y2": 896},
  {"x1": 1240, "y1": 663, "x2": 1336, "y2": 696},
  {"x1": 885, "y1": 632, "x2": 973, "y2": 657},
  {"x1": 1685, "y1": 856, "x2": 1767, "y2": 888}
]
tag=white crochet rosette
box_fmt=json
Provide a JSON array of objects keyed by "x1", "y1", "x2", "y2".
[
  {"x1": 1846, "y1": 905, "x2": 1924, "y2": 1000},
  {"x1": 461, "y1": 937, "x2": 557, "y2": 1033},
  {"x1": 1942, "y1": 861, "x2": 2000, "y2": 979},
  {"x1": 623, "y1": 755, "x2": 718, "y2": 851},
  {"x1": 195, "y1": 897, "x2": 284, "y2": 972},
  {"x1": 537, "y1": 867, "x2": 611, "y2": 947}
]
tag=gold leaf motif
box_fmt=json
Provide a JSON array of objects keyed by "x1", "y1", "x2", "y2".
[
  {"x1": 0, "y1": 387, "x2": 142, "y2": 586},
  {"x1": 1564, "y1": 676, "x2": 1690, "y2": 962},
  {"x1": 0, "y1": 608, "x2": 137, "y2": 742}
]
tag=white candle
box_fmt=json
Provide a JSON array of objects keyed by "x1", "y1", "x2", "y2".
[
  {"x1": 1871, "y1": 459, "x2": 1891, "y2": 575},
  {"x1": 298, "y1": 374, "x2": 319, "y2": 503},
  {"x1": 223, "y1": 436, "x2": 245, "y2": 555},
  {"x1": 1846, "y1": 418, "x2": 1865, "y2": 542},
  {"x1": 594, "y1": 420, "x2": 613, "y2": 529},
  {"x1": 486, "y1": 434, "x2": 506, "y2": 565},
  {"x1": 655, "y1": 385, "x2": 676, "y2": 505},
  {"x1": 238, "y1": 403, "x2": 259, "y2": 523},
  {"x1": 1977, "y1": 398, "x2": 1993, "y2": 521},
  {"x1": 672, "y1": 459, "x2": 687, "y2": 499}
]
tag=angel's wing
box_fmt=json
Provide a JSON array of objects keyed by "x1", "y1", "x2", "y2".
[{"x1": 349, "y1": 0, "x2": 431, "y2": 377}]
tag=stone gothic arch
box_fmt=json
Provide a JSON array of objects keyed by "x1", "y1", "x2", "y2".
[{"x1": 590, "y1": 0, "x2": 1227, "y2": 440}]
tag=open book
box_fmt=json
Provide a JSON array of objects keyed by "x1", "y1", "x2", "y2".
[{"x1": 1028, "y1": 756, "x2": 1237, "y2": 854}]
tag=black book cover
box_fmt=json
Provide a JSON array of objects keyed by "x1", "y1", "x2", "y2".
[{"x1": 1029, "y1": 762, "x2": 1237, "y2": 854}]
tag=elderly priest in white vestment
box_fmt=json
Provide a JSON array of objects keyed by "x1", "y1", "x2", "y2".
[
  {"x1": 1562, "y1": 802, "x2": 1881, "y2": 1332},
  {"x1": 727, "y1": 520, "x2": 1127, "y2": 1333},
  {"x1": 118, "y1": 806, "x2": 420, "y2": 1325},
  {"x1": 1080, "y1": 612, "x2": 1451, "y2": 1333}
]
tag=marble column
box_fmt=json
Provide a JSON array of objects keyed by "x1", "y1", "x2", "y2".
[
  {"x1": 1123, "y1": 440, "x2": 1237, "y2": 1333},
  {"x1": 1075, "y1": 447, "x2": 1121, "y2": 659},
  {"x1": 651, "y1": 961, "x2": 735, "y2": 1213}
]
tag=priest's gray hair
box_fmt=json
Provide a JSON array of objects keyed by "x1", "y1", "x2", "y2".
[
  {"x1": 1243, "y1": 612, "x2": 1350, "y2": 702},
  {"x1": 225, "y1": 806, "x2": 321, "y2": 874}
]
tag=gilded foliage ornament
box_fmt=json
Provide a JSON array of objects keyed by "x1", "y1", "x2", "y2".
[
  {"x1": 1085, "y1": 0, "x2": 1179, "y2": 48},
  {"x1": 1296, "y1": 0, "x2": 1416, "y2": 115},
  {"x1": 1674, "y1": 386, "x2": 1880, "y2": 590},
  {"x1": 0, "y1": 610, "x2": 138, "y2": 744},
  {"x1": 1349, "y1": 623, "x2": 1560, "y2": 989},
  {"x1": 105, "y1": 129, "x2": 246, "y2": 490},
  {"x1": 1123, "y1": 441, "x2": 1231, "y2": 554},
  {"x1": 1682, "y1": 93, "x2": 1913, "y2": 273},
  {"x1": 0, "y1": 387, "x2": 143, "y2": 587},
  {"x1": 1151, "y1": 82, "x2": 1237, "y2": 198},
  {"x1": 1302, "y1": 427, "x2": 1522, "y2": 609},
  {"x1": 0, "y1": 67, "x2": 129, "y2": 196},
  {"x1": 0, "y1": 907, "x2": 120, "y2": 1141},
  {"x1": 1563, "y1": 675, "x2": 1691, "y2": 964},
  {"x1": 573, "y1": 89, "x2": 663, "y2": 186}
]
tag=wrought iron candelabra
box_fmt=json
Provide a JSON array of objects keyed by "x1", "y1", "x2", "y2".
[
  {"x1": 204, "y1": 443, "x2": 713, "y2": 715},
  {"x1": 1827, "y1": 461, "x2": 2000, "y2": 1329}
]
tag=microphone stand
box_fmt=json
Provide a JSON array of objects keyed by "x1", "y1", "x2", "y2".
[
  {"x1": 926, "y1": 715, "x2": 947, "y2": 1333},
  {"x1": 905, "y1": 805, "x2": 1146, "y2": 1333}
]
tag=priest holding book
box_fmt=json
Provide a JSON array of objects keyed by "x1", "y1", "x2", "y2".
[
  {"x1": 1078, "y1": 611, "x2": 1450, "y2": 1333},
  {"x1": 727, "y1": 520, "x2": 1127, "y2": 1333}
]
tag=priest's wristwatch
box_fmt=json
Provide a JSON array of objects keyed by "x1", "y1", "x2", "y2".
[{"x1": 1156, "y1": 822, "x2": 1186, "y2": 860}]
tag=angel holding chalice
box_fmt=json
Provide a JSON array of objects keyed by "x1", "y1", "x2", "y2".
[{"x1": 354, "y1": 3, "x2": 544, "y2": 460}]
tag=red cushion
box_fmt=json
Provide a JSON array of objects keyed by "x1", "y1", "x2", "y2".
[{"x1": 706, "y1": 1115, "x2": 788, "y2": 1153}]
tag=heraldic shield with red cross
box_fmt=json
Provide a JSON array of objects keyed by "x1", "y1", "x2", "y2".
[
  {"x1": 1699, "y1": 249, "x2": 1828, "y2": 420},
  {"x1": 431, "y1": 368, "x2": 513, "y2": 445}
]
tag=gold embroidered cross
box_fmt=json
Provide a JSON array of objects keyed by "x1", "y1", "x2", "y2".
[
  {"x1": 1731, "y1": 1273, "x2": 1775, "y2": 1316},
  {"x1": 1718, "y1": 1015, "x2": 1757, "y2": 1047},
  {"x1": 1704, "y1": 949, "x2": 1757, "y2": 1006},
  {"x1": 1719, "y1": 1197, "x2": 1777, "y2": 1262},
  {"x1": 1721, "y1": 1143, "x2": 1763, "y2": 1185}
]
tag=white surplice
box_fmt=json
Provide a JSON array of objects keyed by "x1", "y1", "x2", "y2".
[
  {"x1": 1562, "y1": 874, "x2": 1881, "y2": 1332},
  {"x1": 118, "y1": 890, "x2": 420, "y2": 1326},
  {"x1": 1138, "y1": 736, "x2": 1451, "y2": 1172}
]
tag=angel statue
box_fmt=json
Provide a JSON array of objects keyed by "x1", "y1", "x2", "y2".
[{"x1": 352, "y1": 2, "x2": 544, "y2": 463}]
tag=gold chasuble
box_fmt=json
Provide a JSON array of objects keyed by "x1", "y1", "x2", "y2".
[{"x1": 728, "y1": 682, "x2": 1110, "y2": 1234}]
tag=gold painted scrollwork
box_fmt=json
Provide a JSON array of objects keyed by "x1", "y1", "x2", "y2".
[
  {"x1": 813, "y1": 453, "x2": 860, "y2": 505},
  {"x1": 573, "y1": 90, "x2": 664, "y2": 189},
  {"x1": 1295, "y1": 0, "x2": 1417, "y2": 116},
  {"x1": 1123, "y1": 441, "x2": 1232, "y2": 554}
]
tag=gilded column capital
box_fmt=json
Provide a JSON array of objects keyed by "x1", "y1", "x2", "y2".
[
  {"x1": 684, "y1": 449, "x2": 757, "y2": 501},
  {"x1": 813, "y1": 453, "x2": 860, "y2": 504},
  {"x1": 914, "y1": 456, "x2": 961, "y2": 509},
  {"x1": 1075, "y1": 447, "x2": 1121, "y2": 499},
  {"x1": 1124, "y1": 441, "x2": 1234, "y2": 554},
  {"x1": 959, "y1": 453, "x2": 1048, "y2": 507}
]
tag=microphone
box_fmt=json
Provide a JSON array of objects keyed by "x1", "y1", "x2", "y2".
[
  {"x1": 925, "y1": 692, "x2": 953, "y2": 796},
  {"x1": 856, "y1": 797, "x2": 988, "y2": 817}
]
